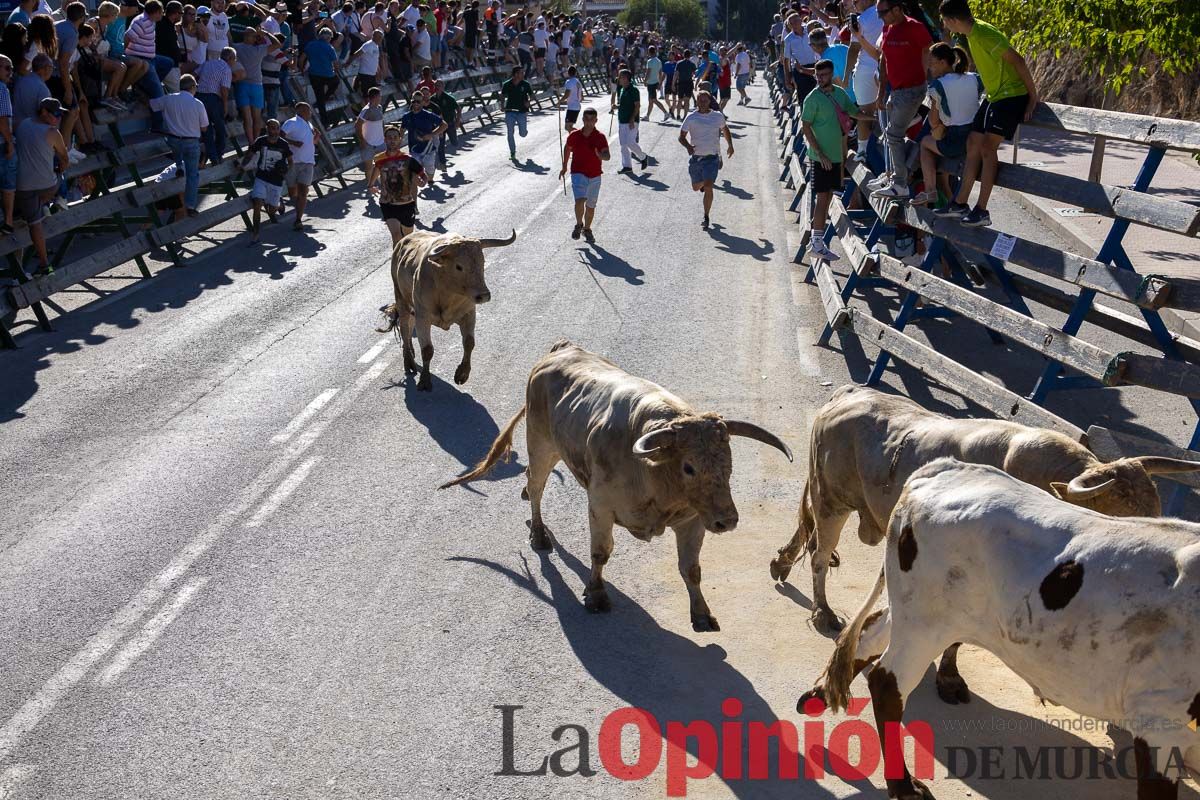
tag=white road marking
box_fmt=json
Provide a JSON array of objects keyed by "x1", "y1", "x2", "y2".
[
  {"x1": 357, "y1": 338, "x2": 391, "y2": 364},
  {"x1": 0, "y1": 360, "x2": 391, "y2": 763},
  {"x1": 245, "y1": 457, "x2": 322, "y2": 528},
  {"x1": 796, "y1": 328, "x2": 823, "y2": 377},
  {"x1": 95, "y1": 578, "x2": 209, "y2": 686},
  {"x1": 514, "y1": 189, "x2": 564, "y2": 239},
  {"x1": 0, "y1": 764, "x2": 35, "y2": 799},
  {"x1": 271, "y1": 388, "x2": 340, "y2": 443}
]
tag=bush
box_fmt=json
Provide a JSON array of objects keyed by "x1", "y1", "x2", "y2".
[{"x1": 617, "y1": 0, "x2": 707, "y2": 40}]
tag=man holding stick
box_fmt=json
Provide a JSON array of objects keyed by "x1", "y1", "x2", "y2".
[{"x1": 559, "y1": 107, "x2": 610, "y2": 243}]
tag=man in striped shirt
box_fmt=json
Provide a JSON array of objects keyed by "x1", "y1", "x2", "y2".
[
  {"x1": 196, "y1": 47, "x2": 238, "y2": 165},
  {"x1": 125, "y1": 0, "x2": 168, "y2": 130}
]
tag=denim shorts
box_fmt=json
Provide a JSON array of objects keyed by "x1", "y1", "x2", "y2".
[
  {"x1": 234, "y1": 81, "x2": 265, "y2": 110},
  {"x1": 570, "y1": 173, "x2": 601, "y2": 207},
  {"x1": 0, "y1": 153, "x2": 17, "y2": 192},
  {"x1": 687, "y1": 154, "x2": 719, "y2": 185},
  {"x1": 938, "y1": 123, "x2": 973, "y2": 159}
]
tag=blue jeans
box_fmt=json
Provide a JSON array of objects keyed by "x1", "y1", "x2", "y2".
[
  {"x1": 153, "y1": 54, "x2": 175, "y2": 80},
  {"x1": 279, "y1": 66, "x2": 296, "y2": 104},
  {"x1": 505, "y1": 110, "x2": 526, "y2": 155},
  {"x1": 130, "y1": 55, "x2": 165, "y2": 130},
  {"x1": 168, "y1": 135, "x2": 201, "y2": 211},
  {"x1": 197, "y1": 92, "x2": 226, "y2": 163},
  {"x1": 264, "y1": 83, "x2": 280, "y2": 120}
]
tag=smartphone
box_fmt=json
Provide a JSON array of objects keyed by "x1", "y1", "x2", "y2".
[
  {"x1": 849, "y1": 12, "x2": 859, "y2": 31},
  {"x1": 319, "y1": 11, "x2": 329, "y2": 18}
]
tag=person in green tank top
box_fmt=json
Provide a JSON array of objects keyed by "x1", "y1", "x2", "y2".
[{"x1": 933, "y1": 0, "x2": 1039, "y2": 230}]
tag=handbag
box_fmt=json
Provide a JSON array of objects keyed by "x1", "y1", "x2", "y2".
[{"x1": 822, "y1": 89, "x2": 854, "y2": 136}]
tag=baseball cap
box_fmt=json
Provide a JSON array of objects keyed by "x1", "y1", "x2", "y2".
[
  {"x1": 196, "y1": 4, "x2": 210, "y2": 13},
  {"x1": 318, "y1": 26, "x2": 333, "y2": 35},
  {"x1": 273, "y1": 2, "x2": 286, "y2": 10},
  {"x1": 39, "y1": 97, "x2": 64, "y2": 117}
]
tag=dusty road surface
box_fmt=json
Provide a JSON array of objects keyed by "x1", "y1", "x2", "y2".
[{"x1": 1, "y1": 78, "x2": 1196, "y2": 800}]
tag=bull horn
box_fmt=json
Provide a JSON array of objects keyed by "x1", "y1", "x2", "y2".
[
  {"x1": 1063, "y1": 475, "x2": 1117, "y2": 500},
  {"x1": 478, "y1": 229, "x2": 517, "y2": 249},
  {"x1": 429, "y1": 241, "x2": 453, "y2": 257},
  {"x1": 632, "y1": 428, "x2": 676, "y2": 456},
  {"x1": 724, "y1": 420, "x2": 794, "y2": 462},
  {"x1": 1133, "y1": 456, "x2": 1200, "y2": 475}
]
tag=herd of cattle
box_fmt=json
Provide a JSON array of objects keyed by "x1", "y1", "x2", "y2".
[{"x1": 379, "y1": 230, "x2": 1200, "y2": 797}]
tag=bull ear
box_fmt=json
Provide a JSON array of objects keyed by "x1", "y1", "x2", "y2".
[
  {"x1": 1049, "y1": 482, "x2": 1069, "y2": 500},
  {"x1": 1133, "y1": 456, "x2": 1200, "y2": 475},
  {"x1": 632, "y1": 428, "x2": 676, "y2": 458},
  {"x1": 478, "y1": 229, "x2": 517, "y2": 249},
  {"x1": 724, "y1": 420, "x2": 793, "y2": 462}
]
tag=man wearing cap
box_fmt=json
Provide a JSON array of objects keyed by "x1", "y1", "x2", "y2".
[
  {"x1": 16, "y1": 98, "x2": 69, "y2": 276},
  {"x1": 150, "y1": 73, "x2": 208, "y2": 215}
]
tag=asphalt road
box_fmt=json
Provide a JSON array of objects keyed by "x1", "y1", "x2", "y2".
[{"x1": 1, "y1": 82, "x2": 1196, "y2": 800}]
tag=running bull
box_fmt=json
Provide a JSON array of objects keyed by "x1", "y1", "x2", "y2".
[
  {"x1": 441, "y1": 341, "x2": 793, "y2": 631},
  {"x1": 803, "y1": 458, "x2": 1200, "y2": 800},
  {"x1": 378, "y1": 229, "x2": 517, "y2": 391}
]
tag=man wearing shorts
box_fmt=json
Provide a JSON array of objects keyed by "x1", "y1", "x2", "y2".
[
  {"x1": 557, "y1": 64, "x2": 583, "y2": 131},
  {"x1": 281, "y1": 101, "x2": 317, "y2": 230},
  {"x1": 801, "y1": 59, "x2": 861, "y2": 261},
  {"x1": 936, "y1": 0, "x2": 1038, "y2": 228},
  {"x1": 356, "y1": 85, "x2": 386, "y2": 166},
  {"x1": 559, "y1": 107, "x2": 608, "y2": 243},
  {"x1": 660, "y1": 52, "x2": 676, "y2": 117},
  {"x1": 678, "y1": 90, "x2": 732, "y2": 231},
  {"x1": 400, "y1": 88, "x2": 446, "y2": 179},
  {"x1": 243, "y1": 117, "x2": 292, "y2": 242},
  {"x1": 642, "y1": 45, "x2": 667, "y2": 120},
  {"x1": 733, "y1": 43, "x2": 751, "y2": 105},
  {"x1": 672, "y1": 48, "x2": 696, "y2": 116}
]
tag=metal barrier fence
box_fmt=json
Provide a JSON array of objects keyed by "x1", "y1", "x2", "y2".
[
  {"x1": 768, "y1": 71, "x2": 1200, "y2": 509},
  {"x1": 0, "y1": 61, "x2": 612, "y2": 349}
]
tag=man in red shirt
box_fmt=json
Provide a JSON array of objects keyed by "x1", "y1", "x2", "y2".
[
  {"x1": 559, "y1": 107, "x2": 611, "y2": 243},
  {"x1": 869, "y1": 1, "x2": 932, "y2": 201}
]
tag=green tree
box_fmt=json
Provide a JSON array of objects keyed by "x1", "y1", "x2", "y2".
[
  {"x1": 713, "y1": 0, "x2": 775, "y2": 42},
  {"x1": 618, "y1": 0, "x2": 707, "y2": 40}
]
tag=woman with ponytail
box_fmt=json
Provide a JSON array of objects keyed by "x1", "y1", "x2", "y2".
[{"x1": 911, "y1": 41, "x2": 983, "y2": 207}]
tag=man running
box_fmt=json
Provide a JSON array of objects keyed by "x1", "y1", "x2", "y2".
[
  {"x1": 242, "y1": 118, "x2": 292, "y2": 242},
  {"x1": 672, "y1": 48, "x2": 696, "y2": 117},
  {"x1": 559, "y1": 107, "x2": 609, "y2": 243},
  {"x1": 612, "y1": 68, "x2": 648, "y2": 173},
  {"x1": 642, "y1": 45, "x2": 667, "y2": 120},
  {"x1": 558, "y1": 64, "x2": 583, "y2": 131},
  {"x1": 400, "y1": 88, "x2": 447, "y2": 181},
  {"x1": 501, "y1": 64, "x2": 533, "y2": 162},
  {"x1": 734, "y1": 43, "x2": 752, "y2": 105},
  {"x1": 678, "y1": 89, "x2": 732, "y2": 230}
]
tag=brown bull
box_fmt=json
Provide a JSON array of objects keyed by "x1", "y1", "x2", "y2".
[
  {"x1": 377, "y1": 229, "x2": 517, "y2": 391},
  {"x1": 772, "y1": 385, "x2": 1200, "y2": 704},
  {"x1": 441, "y1": 341, "x2": 793, "y2": 632}
]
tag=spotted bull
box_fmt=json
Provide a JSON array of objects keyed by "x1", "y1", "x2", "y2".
[
  {"x1": 803, "y1": 459, "x2": 1200, "y2": 800},
  {"x1": 377, "y1": 229, "x2": 517, "y2": 391},
  {"x1": 440, "y1": 340, "x2": 793, "y2": 631}
]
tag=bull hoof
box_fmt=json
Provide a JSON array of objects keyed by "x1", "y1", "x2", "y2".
[
  {"x1": 796, "y1": 685, "x2": 827, "y2": 714},
  {"x1": 403, "y1": 354, "x2": 419, "y2": 375},
  {"x1": 769, "y1": 556, "x2": 793, "y2": 583},
  {"x1": 416, "y1": 373, "x2": 432, "y2": 392},
  {"x1": 829, "y1": 551, "x2": 840, "y2": 568},
  {"x1": 521, "y1": 487, "x2": 529, "y2": 500},
  {"x1": 936, "y1": 673, "x2": 971, "y2": 705},
  {"x1": 528, "y1": 522, "x2": 552, "y2": 551},
  {"x1": 691, "y1": 612, "x2": 720, "y2": 632},
  {"x1": 899, "y1": 778, "x2": 936, "y2": 800},
  {"x1": 812, "y1": 606, "x2": 844, "y2": 634},
  {"x1": 583, "y1": 586, "x2": 611, "y2": 613},
  {"x1": 454, "y1": 362, "x2": 471, "y2": 385}
]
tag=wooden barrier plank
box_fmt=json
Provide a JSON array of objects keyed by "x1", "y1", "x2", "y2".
[
  {"x1": 1028, "y1": 103, "x2": 1200, "y2": 152},
  {"x1": 1086, "y1": 424, "x2": 1200, "y2": 488},
  {"x1": 813, "y1": 261, "x2": 849, "y2": 329},
  {"x1": 849, "y1": 310, "x2": 1084, "y2": 439},
  {"x1": 995, "y1": 163, "x2": 1200, "y2": 237},
  {"x1": 829, "y1": 198, "x2": 869, "y2": 269}
]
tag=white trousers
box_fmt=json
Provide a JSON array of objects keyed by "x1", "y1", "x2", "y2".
[{"x1": 618, "y1": 122, "x2": 646, "y2": 168}]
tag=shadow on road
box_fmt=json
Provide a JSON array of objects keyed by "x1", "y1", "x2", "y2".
[
  {"x1": 707, "y1": 224, "x2": 775, "y2": 262},
  {"x1": 577, "y1": 244, "x2": 645, "y2": 286},
  {"x1": 403, "y1": 373, "x2": 525, "y2": 481}
]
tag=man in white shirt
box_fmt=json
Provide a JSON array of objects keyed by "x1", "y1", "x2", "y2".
[
  {"x1": 281, "y1": 101, "x2": 318, "y2": 230},
  {"x1": 149, "y1": 74, "x2": 208, "y2": 215},
  {"x1": 781, "y1": 12, "x2": 817, "y2": 105},
  {"x1": 351, "y1": 29, "x2": 383, "y2": 95},
  {"x1": 355, "y1": 84, "x2": 385, "y2": 165},
  {"x1": 678, "y1": 89, "x2": 732, "y2": 231},
  {"x1": 531, "y1": 20, "x2": 549, "y2": 79},
  {"x1": 205, "y1": 0, "x2": 230, "y2": 59},
  {"x1": 401, "y1": 1, "x2": 420, "y2": 28},
  {"x1": 557, "y1": 63, "x2": 582, "y2": 130},
  {"x1": 733, "y1": 43, "x2": 752, "y2": 105},
  {"x1": 411, "y1": 18, "x2": 432, "y2": 69}
]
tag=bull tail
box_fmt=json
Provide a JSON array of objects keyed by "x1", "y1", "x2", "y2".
[
  {"x1": 823, "y1": 565, "x2": 886, "y2": 712},
  {"x1": 439, "y1": 405, "x2": 527, "y2": 489},
  {"x1": 376, "y1": 239, "x2": 408, "y2": 335},
  {"x1": 376, "y1": 303, "x2": 399, "y2": 334}
]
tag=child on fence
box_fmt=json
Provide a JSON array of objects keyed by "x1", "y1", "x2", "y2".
[
  {"x1": 242, "y1": 116, "x2": 292, "y2": 242},
  {"x1": 911, "y1": 42, "x2": 982, "y2": 208}
]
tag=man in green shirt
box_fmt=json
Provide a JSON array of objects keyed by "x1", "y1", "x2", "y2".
[
  {"x1": 935, "y1": 0, "x2": 1039, "y2": 228},
  {"x1": 432, "y1": 79, "x2": 459, "y2": 167},
  {"x1": 800, "y1": 58, "x2": 867, "y2": 261},
  {"x1": 501, "y1": 65, "x2": 533, "y2": 162},
  {"x1": 611, "y1": 68, "x2": 649, "y2": 173}
]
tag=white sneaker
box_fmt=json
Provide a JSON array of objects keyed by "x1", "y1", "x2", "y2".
[
  {"x1": 67, "y1": 147, "x2": 87, "y2": 164},
  {"x1": 809, "y1": 238, "x2": 840, "y2": 261},
  {"x1": 864, "y1": 173, "x2": 892, "y2": 191},
  {"x1": 871, "y1": 180, "x2": 910, "y2": 199}
]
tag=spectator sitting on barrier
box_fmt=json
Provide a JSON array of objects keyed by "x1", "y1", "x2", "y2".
[
  {"x1": 280, "y1": 99, "x2": 316, "y2": 229},
  {"x1": 16, "y1": 97, "x2": 68, "y2": 276},
  {"x1": 234, "y1": 25, "x2": 278, "y2": 143},
  {"x1": 150, "y1": 72, "x2": 206, "y2": 215},
  {"x1": 6, "y1": 0, "x2": 37, "y2": 30},
  {"x1": 195, "y1": 44, "x2": 235, "y2": 164},
  {"x1": 178, "y1": 5, "x2": 209, "y2": 74},
  {"x1": 303, "y1": 23, "x2": 340, "y2": 127},
  {"x1": 935, "y1": 0, "x2": 1039, "y2": 229},
  {"x1": 354, "y1": 83, "x2": 383, "y2": 166},
  {"x1": 0, "y1": 55, "x2": 15, "y2": 235},
  {"x1": 155, "y1": 1, "x2": 185, "y2": 88},
  {"x1": 242, "y1": 116, "x2": 290, "y2": 241},
  {"x1": 911, "y1": 42, "x2": 981, "y2": 208},
  {"x1": 125, "y1": 0, "x2": 170, "y2": 132},
  {"x1": 91, "y1": 3, "x2": 137, "y2": 108},
  {"x1": 12, "y1": 53, "x2": 52, "y2": 130},
  {"x1": 348, "y1": 28, "x2": 382, "y2": 96},
  {"x1": 50, "y1": 5, "x2": 100, "y2": 159}
]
